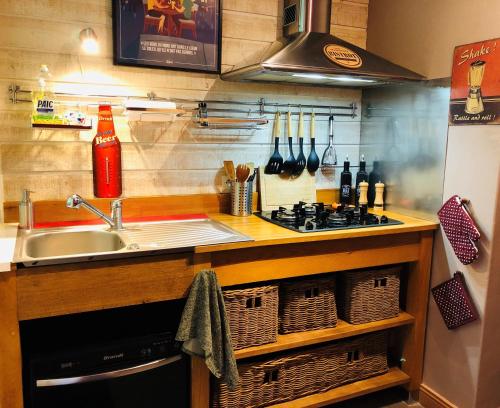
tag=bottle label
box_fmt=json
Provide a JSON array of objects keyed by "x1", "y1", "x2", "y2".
[
  {"x1": 341, "y1": 185, "x2": 351, "y2": 197},
  {"x1": 95, "y1": 135, "x2": 118, "y2": 145},
  {"x1": 36, "y1": 98, "x2": 54, "y2": 114}
]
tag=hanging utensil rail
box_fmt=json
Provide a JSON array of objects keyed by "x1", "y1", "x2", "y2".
[{"x1": 9, "y1": 85, "x2": 357, "y2": 121}]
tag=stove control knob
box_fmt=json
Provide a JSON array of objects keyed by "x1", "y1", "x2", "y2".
[
  {"x1": 380, "y1": 215, "x2": 389, "y2": 224},
  {"x1": 305, "y1": 221, "x2": 314, "y2": 230}
]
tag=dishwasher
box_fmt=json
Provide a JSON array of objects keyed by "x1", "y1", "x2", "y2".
[{"x1": 21, "y1": 300, "x2": 189, "y2": 408}]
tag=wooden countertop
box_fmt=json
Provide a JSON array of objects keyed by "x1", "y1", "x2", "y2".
[{"x1": 198, "y1": 211, "x2": 438, "y2": 253}]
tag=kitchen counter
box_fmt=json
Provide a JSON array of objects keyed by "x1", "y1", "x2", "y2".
[
  {"x1": 202, "y1": 210, "x2": 438, "y2": 252},
  {"x1": 0, "y1": 223, "x2": 19, "y2": 272},
  {"x1": 0, "y1": 210, "x2": 438, "y2": 271}
]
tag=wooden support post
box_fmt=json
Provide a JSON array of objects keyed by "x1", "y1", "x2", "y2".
[
  {"x1": 0, "y1": 270, "x2": 23, "y2": 408},
  {"x1": 402, "y1": 230, "x2": 434, "y2": 391},
  {"x1": 190, "y1": 253, "x2": 212, "y2": 408}
]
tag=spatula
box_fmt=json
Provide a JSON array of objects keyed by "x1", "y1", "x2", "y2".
[
  {"x1": 307, "y1": 112, "x2": 320, "y2": 172},
  {"x1": 224, "y1": 160, "x2": 236, "y2": 180},
  {"x1": 282, "y1": 111, "x2": 297, "y2": 176},
  {"x1": 294, "y1": 110, "x2": 306, "y2": 176},
  {"x1": 264, "y1": 112, "x2": 283, "y2": 174}
]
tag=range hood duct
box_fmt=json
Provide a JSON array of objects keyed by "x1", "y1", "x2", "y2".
[{"x1": 221, "y1": 0, "x2": 425, "y2": 87}]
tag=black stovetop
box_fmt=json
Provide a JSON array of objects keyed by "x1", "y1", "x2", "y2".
[{"x1": 255, "y1": 202, "x2": 403, "y2": 233}]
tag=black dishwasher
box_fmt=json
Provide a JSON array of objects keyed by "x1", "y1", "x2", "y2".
[{"x1": 21, "y1": 300, "x2": 189, "y2": 408}]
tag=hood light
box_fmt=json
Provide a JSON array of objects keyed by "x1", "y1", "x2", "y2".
[{"x1": 292, "y1": 73, "x2": 376, "y2": 83}]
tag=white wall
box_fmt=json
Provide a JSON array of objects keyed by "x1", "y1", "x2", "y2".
[{"x1": 368, "y1": 1, "x2": 500, "y2": 407}]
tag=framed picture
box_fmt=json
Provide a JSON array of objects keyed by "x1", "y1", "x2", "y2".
[
  {"x1": 449, "y1": 37, "x2": 500, "y2": 125},
  {"x1": 112, "y1": 0, "x2": 222, "y2": 74}
]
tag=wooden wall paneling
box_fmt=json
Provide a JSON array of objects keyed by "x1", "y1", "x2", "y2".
[
  {"x1": 16, "y1": 253, "x2": 195, "y2": 320},
  {"x1": 213, "y1": 233, "x2": 420, "y2": 287},
  {"x1": 401, "y1": 231, "x2": 434, "y2": 392},
  {"x1": 0, "y1": 270, "x2": 23, "y2": 408},
  {"x1": 0, "y1": 0, "x2": 366, "y2": 210}
]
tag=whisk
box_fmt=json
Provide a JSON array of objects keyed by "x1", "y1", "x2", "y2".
[{"x1": 321, "y1": 114, "x2": 337, "y2": 169}]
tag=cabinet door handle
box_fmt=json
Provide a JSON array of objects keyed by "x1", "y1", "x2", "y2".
[{"x1": 36, "y1": 355, "x2": 182, "y2": 387}]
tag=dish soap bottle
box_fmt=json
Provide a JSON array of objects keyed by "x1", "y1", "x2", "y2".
[
  {"x1": 31, "y1": 65, "x2": 61, "y2": 126},
  {"x1": 354, "y1": 155, "x2": 368, "y2": 207},
  {"x1": 92, "y1": 105, "x2": 122, "y2": 198},
  {"x1": 340, "y1": 155, "x2": 352, "y2": 206}
]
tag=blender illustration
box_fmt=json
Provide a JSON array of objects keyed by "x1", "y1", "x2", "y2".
[{"x1": 465, "y1": 60, "x2": 486, "y2": 114}]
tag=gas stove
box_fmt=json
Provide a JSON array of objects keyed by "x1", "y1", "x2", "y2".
[{"x1": 255, "y1": 201, "x2": 403, "y2": 233}]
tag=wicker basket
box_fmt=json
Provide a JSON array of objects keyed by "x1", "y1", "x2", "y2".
[
  {"x1": 279, "y1": 276, "x2": 337, "y2": 334},
  {"x1": 338, "y1": 266, "x2": 401, "y2": 324},
  {"x1": 212, "y1": 332, "x2": 388, "y2": 408},
  {"x1": 223, "y1": 285, "x2": 279, "y2": 350}
]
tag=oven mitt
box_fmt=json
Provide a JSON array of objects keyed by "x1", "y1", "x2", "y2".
[
  {"x1": 176, "y1": 269, "x2": 239, "y2": 390},
  {"x1": 438, "y1": 195, "x2": 480, "y2": 265}
]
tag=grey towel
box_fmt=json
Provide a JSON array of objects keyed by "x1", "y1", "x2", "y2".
[{"x1": 176, "y1": 269, "x2": 239, "y2": 390}]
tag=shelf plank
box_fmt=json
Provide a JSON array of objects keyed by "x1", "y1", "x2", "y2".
[
  {"x1": 235, "y1": 312, "x2": 414, "y2": 360},
  {"x1": 268, "y1": 367, "x2": 410, "y2": 408}
]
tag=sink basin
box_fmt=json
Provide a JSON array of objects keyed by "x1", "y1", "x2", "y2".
[
  {"x1": 14, "y1": 217, "x2": 252, "y2": 267},
  {"x1": 24, "y1": 230, "x2": 126, "y2": 258}
]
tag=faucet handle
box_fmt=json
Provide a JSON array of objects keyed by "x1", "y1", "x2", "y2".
[
  {"x1": 110, "y1": 197, "x2": 126, "y2": 209},
  {"x1": 66, "y1": 194, "x2": 83, "y2": 209}
]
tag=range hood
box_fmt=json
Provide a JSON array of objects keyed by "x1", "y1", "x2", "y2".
[{"x1": 221, "y1": 0, "x2": 425, "y2": 87}]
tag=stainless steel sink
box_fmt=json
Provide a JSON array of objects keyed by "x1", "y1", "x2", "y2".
[
  {"x1": 14, "y1": 218, "x2": 252, "y2": 267},
  {"x1": 24, "y1": 230, "x2": 126, "y2": 258}
]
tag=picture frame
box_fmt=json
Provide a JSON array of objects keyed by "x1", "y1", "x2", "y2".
[{"x1": 112, "y1": 0, "x2": 222, "y2": 74}]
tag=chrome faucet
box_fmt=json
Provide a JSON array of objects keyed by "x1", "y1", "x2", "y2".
[{"x1": 66, "y1": 194, "x2": 124, "y2": 231}]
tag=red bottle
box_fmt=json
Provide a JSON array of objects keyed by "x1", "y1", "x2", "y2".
[{"x1": 92, "y1": 105, "x2": 122, "y2": 198}]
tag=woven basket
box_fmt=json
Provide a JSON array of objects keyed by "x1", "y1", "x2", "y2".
[
  {"x1": 338, "y1": 266, "x2": 401, "y2": 324},
  {"x1": 212, "y1": 332, "x2": 388, "y2": 408},
  {"x1": 279, "y1": 276, "x2": 337, "y2": 334},
  {"x1": 223, "y1": 285, "x2": 279, "y2": 350}
]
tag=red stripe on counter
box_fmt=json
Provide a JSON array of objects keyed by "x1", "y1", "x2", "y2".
[{"x1": 34, "y1": 214, "x2": 209, "y2": 229}]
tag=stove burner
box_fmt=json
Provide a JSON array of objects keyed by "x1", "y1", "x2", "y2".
[{"x1": 258, "y1": 202, "x2": 403, "y2": 233}]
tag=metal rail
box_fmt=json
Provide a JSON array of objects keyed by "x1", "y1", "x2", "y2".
[{"x1": 9, "y1": 84, "x2": 357, "y2": 123}]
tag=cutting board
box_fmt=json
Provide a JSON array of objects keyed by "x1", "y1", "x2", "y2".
[{"x1": 259, "y1": 167, "x2": 317, "y2": 211}]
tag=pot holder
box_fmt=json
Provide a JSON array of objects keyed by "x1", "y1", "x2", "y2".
[
  {"x1": 437, "y1": 195, "x2": 480, "y2": 265},
  {"x1": 431, "y1": 272, "x2": 479, "y2": 329}
]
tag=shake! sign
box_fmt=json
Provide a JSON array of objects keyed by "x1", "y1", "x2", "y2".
[{"x1": 450, "y1": 38, "x2": 500, "y2": 125}]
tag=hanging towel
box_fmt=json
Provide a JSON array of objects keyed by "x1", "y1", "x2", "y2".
[{"x1": 176, "y1": 269, "x2": 239, "y2": 390}]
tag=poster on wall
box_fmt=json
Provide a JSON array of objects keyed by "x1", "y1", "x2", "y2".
[
  {"x1": 449, "y1": 37, "x2": 500, "y2": 125},
  {"x1": 112, "y1": 0, "x2": 221, "y2": 74}
]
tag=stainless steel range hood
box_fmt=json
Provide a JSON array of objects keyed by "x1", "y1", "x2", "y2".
[{"x1": 221, "y1": 0, "x2": 425, "y2": 87}]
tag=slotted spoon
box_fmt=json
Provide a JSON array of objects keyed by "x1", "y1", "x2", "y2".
[{"x1": 264, "y1": 111, "x2": 283, "y2": 174}]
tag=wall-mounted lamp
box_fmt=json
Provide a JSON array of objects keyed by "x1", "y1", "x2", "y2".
[{"x1": 79, "y1": 28, "x2": 99, "y2": 55}]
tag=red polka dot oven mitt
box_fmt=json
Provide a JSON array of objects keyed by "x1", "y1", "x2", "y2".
[{"x1": 437, "y1": 195, "x2": 480, "y2": 265}]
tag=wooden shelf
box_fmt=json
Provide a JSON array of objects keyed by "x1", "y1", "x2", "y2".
[
  {"x1": 267, "y1": 367, "x2": 410, "y2": 408},
  {"x1": 235, "y1": 312, "x2": 414, "y2": 360}
]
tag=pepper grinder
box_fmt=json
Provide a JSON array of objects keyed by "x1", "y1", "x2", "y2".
[
  {"x1": 374, "y1": 181, "x2": 385, "y2": 213},
  {"x1": 358, "y1": 181, "x2": 369, "y2": 221}
]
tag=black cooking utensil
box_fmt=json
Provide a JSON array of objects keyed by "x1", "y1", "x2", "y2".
[
  {"x1": 306, "y1": 111, "x2": 320, "y2": 172},
  {"x1": 294, "y1": 110, "x2": 306, "y2": 176},
  {"x1": 282, "y1": 111, "x2": 297, "y2": 175},
  {"x1": 264, "y1": 111, "x2": 283, "y2": 174}
]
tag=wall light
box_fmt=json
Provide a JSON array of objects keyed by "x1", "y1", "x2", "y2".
[{"x1": 79, "y1": 28, "x2": 99, "y2": 55}]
